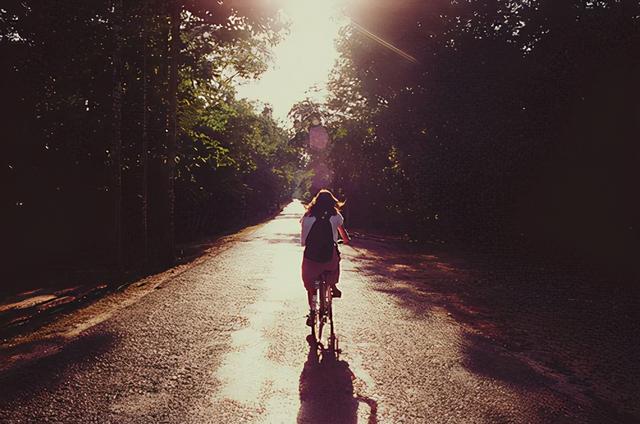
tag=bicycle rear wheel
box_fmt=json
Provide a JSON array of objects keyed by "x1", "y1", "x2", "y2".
[
  {"x1": 317, "y1": 282, "x2": 332, "y2": 346},
  {"x1": 309, "y1": 278, "x2": 322, "y2": 343},
  {"x1": 311, "y1": 309, "x2": 320, "y2": 341},
  {"x1": 317, "y1": 285, "x2": 325, "y2": 343}
]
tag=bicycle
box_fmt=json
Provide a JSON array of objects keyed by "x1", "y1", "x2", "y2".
[{"x1": 309, "y1": 271, "x2": 340, "y2": 358}]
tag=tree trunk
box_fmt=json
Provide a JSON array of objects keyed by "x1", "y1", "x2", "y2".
[
  {"x1": 141, "y1": 0, "x2": 149, "y2": 267},
  {"x1": 165, "y1": 0, "x2": 180, "y2": 265},
  {"x1": 111, "y1": 0, "x2": 124, "y2": 274}
]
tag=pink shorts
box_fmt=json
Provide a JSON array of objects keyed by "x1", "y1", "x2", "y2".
[{"x1": 301, "y1": 248, "x2": 341, "y2": 292}]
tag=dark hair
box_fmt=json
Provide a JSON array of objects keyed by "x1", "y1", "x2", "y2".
[{"x1": 306, "y1": 189, "x2": 345, "y2": 218}]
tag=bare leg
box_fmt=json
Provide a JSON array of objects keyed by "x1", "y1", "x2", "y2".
[{"x1": 307, "y1": 290, "x2": 315, "y2": 310}]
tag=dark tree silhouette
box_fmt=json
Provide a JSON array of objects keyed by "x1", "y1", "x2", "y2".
[
  {"x1": 318, "y1": 0, "x2": 639, "y2": 276},
  {"x1": 1, "y1": 0, "x2": 301, "y2": 292}
]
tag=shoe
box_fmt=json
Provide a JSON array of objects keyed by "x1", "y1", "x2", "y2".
[
  {"x1": 331, "y1": 286, "x2": 342, "y2": 298},
  {"x1": 306, "y1": 312, "x2": 315, "y2": 327}
]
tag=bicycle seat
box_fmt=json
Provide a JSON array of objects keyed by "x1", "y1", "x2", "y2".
[{"x1": 313, "y1": 271, "x2": 331, "y2": 285}]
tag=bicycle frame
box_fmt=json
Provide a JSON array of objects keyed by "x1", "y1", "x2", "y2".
[{"x1": 310, "y1": 272, "x2": 339, "y2": 358}]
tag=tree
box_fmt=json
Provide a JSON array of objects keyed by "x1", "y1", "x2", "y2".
[
  {"x1": 111, "y1": 0, "x2": 124, "y2": 273},
  {"x1": 323, "y1": 0, "x2": 639, "y2": 271},
  {"x1": 1, "y1": 0, "x2": 300, "y2": 287}
]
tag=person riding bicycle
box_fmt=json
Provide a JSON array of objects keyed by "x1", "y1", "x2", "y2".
[{"x1": 300, "y1": 189, "x2": 350, "y2": 326}]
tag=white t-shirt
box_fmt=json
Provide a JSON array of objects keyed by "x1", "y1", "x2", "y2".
[{"x1": 300, "y1": 212, "x2": 344, "y2": 246}]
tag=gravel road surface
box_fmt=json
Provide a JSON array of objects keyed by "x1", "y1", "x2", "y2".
[{"x1": 0, "y1": 201, "x2": 632, "y2": 423}]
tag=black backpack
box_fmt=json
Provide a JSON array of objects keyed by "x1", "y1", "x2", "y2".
[{"x1": 304, "y1": 213, "x2": 335, "y2": 263}]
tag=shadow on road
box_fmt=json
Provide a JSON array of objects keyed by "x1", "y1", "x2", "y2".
[
  {"x1": 0, "y1": 331, "x2": 116, "y2": 407},
  {"x1": 297, "y1": 338, "x2": 377, "y2": 424},
  {"x1": 462, "y1": 332, "x2": 551, "y2": 389},
  {"x1": 346, "y1": 234, "x2": 640, "y2": 421}
]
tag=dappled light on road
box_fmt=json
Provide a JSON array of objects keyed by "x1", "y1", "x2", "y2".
[{"x1": 212, "y1": 200, "x2": 378, "y2": 422}]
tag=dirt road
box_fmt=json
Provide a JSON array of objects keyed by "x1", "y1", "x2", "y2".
[{"x1": 0, "y1": 201, "x2": 634, "y2": 423}]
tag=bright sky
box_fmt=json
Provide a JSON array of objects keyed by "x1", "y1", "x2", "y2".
[{"x1": 235, "y1": 0, "x2": 348, "y2": 123}]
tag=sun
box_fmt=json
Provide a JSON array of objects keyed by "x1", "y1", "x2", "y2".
[{"x1": 236, "y1": 0, "x2": 348, "y2": 122}]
